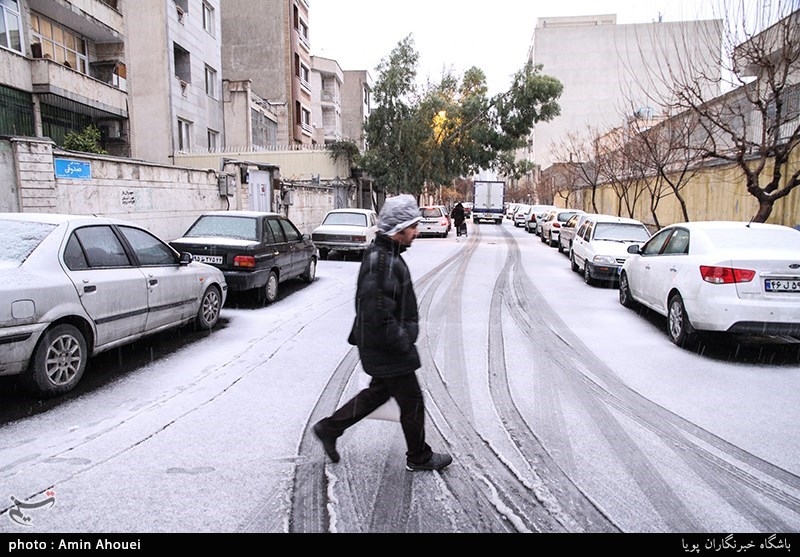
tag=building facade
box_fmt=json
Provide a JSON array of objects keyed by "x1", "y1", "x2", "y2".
[
  {"x1": 126, "y1": 0, "x2": 226, "y2": 163},
  {"x1": 341, "y1": 69, "x2": 372, "y2": 152},
  {"x1": 310, "y1": 55, "x2": 342, "y2": 145},
  {"x1": 220, "y1": 0, "x2": 313, "y2": 146},
  {"x1": 527, "y1": 14, "x2": 723, "y2": 173},
  {"x1": 0, "y1": 0, "x2": 129, "y2": 155}
]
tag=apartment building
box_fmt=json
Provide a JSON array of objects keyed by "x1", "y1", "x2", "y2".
[
  {"x1": 0, "y1": 0, "x2": 227, "y2": 164},
  {"x1": 220, "y1": 0, "x2": 314, "y2": 146},
  {"x1": 126, "y1": 0, "x2": 225, "y2": 163},
  {"x1": 341, "y1": 69, "x2": 372, "y2": 152},
  {"x1": 0, "y1": 0, "x2": 129, "y2": 155},
  {"x1": 527, "y1": 14, "x2": 723, "y2": 173},
  {"x1": 310, "y1": 55, "x2": 342, "y2": 145}
]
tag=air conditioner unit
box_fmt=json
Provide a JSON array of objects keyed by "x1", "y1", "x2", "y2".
[{"x1": 98, "y1": 120, "x2": 121, "y2": 139}]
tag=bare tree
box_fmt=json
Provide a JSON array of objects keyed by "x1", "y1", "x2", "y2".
[
  {"x1": 624, "y1": 109, "x2": 704, "y2": 225},
  {"x1": 630, "y1": 1, "x2": 800, "y2": 223},
  {"x1": 549, "y1": 128, "x2": 604, "y2": 212}
]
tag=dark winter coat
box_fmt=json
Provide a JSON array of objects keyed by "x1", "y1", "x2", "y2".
[
  {"x1": 451, "y1": 203, "x2": 466, "y2": 228},
  {"x1": 347, "y1": 233, "x2": 421, "y2": 377}
]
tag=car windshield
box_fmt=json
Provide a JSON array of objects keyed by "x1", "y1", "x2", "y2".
[
  {"x1": 557, "y1": 212, "x2": 579, "y2": 222},
  {"x1": 0, "y1": 220, "x2": 55, "y2": 269},
  {"x1": 183, "y1": 215, "x2": 258, "y2": 240},
  {"x1": 322, "y1": 212, "x2": 368, "y2": 227},
  {"x1": 594, "y1": 223, "x2": 651, "y2": 242},
  {"x1": 420, "y1": 208, "x2": 442, "y2": 218}
]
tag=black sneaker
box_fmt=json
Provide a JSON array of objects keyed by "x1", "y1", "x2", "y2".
[
  {"x1": 313, "y1": 421, "x2": 340, "y2": 463},
  {"x1": 406, "y1": 452, "x2": 452, "y2": 472}
]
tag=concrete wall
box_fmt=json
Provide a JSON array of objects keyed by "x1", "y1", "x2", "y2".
[
  {"x1": 174, "y1": 146, "x2": 350, "y2": 181},
  {"x1": 564, "y1": 152, "x2": 800, "y2": 230},
  {"x1": 2, "y1": 137, "x2": 360, "y2": 240}
]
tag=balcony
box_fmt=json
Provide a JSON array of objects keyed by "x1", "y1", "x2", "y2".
[
  {"x1": 27, "y1": 0, "x2": 124, "y2": 41},
  {"x1": 30, "y1": 58, "x2": 128, "y2": 118}
]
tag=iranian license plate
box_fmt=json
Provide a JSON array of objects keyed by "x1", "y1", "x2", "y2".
[
  {"x1": 765, "y1": 279, "x2": 800, "y2": 292},
  {"x1": 193, "y1": 255, "x2": 223, "y2": 264}
]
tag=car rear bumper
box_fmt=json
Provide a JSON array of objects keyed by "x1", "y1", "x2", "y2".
[
  {"x1": 222, "y1": 269, "x2": 272, "y2": 291},
  {"x1": 0, "y1": 324, "x2": 46, "y2": 376},
  {"x1": 685, "y1": 291, "x2": 800, "y2": 334},
  {"x1": 314, "y1": 241, "x2": 369, "y2": 252}
]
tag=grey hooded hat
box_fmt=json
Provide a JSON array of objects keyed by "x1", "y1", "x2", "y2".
[{"x1": 377, "y1": 195, "x2": 422, "y2": 236}]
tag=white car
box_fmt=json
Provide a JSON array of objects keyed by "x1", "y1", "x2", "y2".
[
  {"x1": 570, "y1": 214, "x2": 651, "y2": 285},
  {"x1": 417, "y1": 206, "x2": 450, "y2": 238},
  {"x1": 311, "y1": 208, "x2": 378, "y2": 260},
  {"x1": 524, "y1": 204, "x2": 556, "y2": 233},
  {"x1": 540, "y1": 209, "x2": 585, "y2": 247},
  {"x1": 0, "y1": 213, "x2": 227, "y2": 396},
  {"x1": 512, "y1": 204, "x2": 532, "y2": 227},
  {"x1": 618, "y1": 221, "x2": 800, "y2": 347}
]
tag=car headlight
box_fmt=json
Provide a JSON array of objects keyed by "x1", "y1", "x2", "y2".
[{"x1": 592, "y1": 255, "x2": 618, "y2": 266}]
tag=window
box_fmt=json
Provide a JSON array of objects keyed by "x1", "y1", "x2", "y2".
[
  {"x1": 70, "y1": 226, "x2": 132, "y2": 269},
  {"x1": 205, "y1": 65, "x2": 217, "y2": 98},
  {"x1": 118, "y1": 226, "x2": 177, "y2": 267},
  {"x1": 173, "y1": 42, "x2": 191, "y2": 84},
  {"x1": 207, "y1": 129, "x2": 218, "y2": 150},
  {"x1": 30, "y1": 13, "x2": 87, "y2": 72},
  {"x1": 174, "y1": 0, "x2": 188, "y2": 23},
  {"x1": 202, "y1": 2, "x2": 214, "y2": 34},
  {"x1": 177, "y1": 118, "x2": 192, "y2": 151},
  {"x1": 0, "y1": 0, "x2": 22, "y2": 53}
]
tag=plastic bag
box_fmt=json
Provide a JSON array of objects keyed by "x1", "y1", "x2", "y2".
[{"x1": 357, "y1": 372, "x2": 401, "y2": 422}]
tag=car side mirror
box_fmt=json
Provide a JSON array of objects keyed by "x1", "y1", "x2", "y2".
[
  {"x1": 627, "y1": 244, "x2": 641, "y2": 255},
  {"x1": 302, "y1": 233, "x2": 311, "y2": 241},
  {"x1": 179, "y1": 252, "x2": 193, "y2": 265}
]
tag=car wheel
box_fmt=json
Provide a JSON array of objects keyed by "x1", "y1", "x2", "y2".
[
  {"x1": 618, "y1": 272, "x2": 637, "y2": 308},
  {"x1": 22, "y1": 324, "x2": 87, "y2": 397},
  {"x1": 319, "y1": 248, "x2": 329, "y2": 260},
  {"x1": 667, "y1": 293, "x2": 697, "y2": 347},
  {"x1": 549, "y1": 235, "x2": 557, "y2": 248},
  {"x1": 583, "y1": 262, "x2": 595, "y2": 285},
  {"x1": 540, "y1": 232, "x2": 546, "y2": 243},
  {"x1": 301, "y1": 258, "x2": 317, "y2": 283},
  {"x1": 570, "y1": 251, "x2": 579, "y2": 272},
  {"x1": 557, "y1": 241, "x2": 564, "y2": 253},
  {"x1": 262, "y1": 271, "x2": 279, "y2": 305},
  {"x1": 195, "y1": 285, "x2": 222, "y2": 330}
]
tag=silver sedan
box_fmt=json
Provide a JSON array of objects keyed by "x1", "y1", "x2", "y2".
[{"x1": 0, "y1": 213, "x2": 227, "y2": 397}]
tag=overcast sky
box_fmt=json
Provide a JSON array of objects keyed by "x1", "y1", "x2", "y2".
[{"x1": 310, "y1": 0, "x2": 718, "y2": 95}]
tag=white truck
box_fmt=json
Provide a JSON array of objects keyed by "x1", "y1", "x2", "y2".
[{"x1": 472, "y1": 180, "x2": 505, "y2": 224}]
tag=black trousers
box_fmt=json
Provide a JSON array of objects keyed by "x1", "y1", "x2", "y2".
[{"x1": 319, "y1": 372, "x2": 433, "y2": 464}]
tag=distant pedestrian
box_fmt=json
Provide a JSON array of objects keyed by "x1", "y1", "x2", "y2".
[
  {"x1": 451, "y1": 202, "x2": 466, "y2": 239},
  {"x1": 313, "y1": 195, "x2": 453, "y2": 472}
]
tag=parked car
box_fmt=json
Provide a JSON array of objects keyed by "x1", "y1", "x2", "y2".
[
  {"x1": 169, "y1": 211, "x2": 317, "y2": 305},
  {"x1": 618, "y1": 221, "x2": 800, "y2": 347},
  {"x1": 558, "y1": 212, "x2": 594, "y2": 253},
  {"x1": 524, "y1": 204, "x2": 557, "y2": 234},
  {"x1": 512, "y1": 204, "x2": 532, "y2": 227},
  {"x1": 311, "y1": 208, "x2": 378, "y2": 260},
  {"x1": 534, "y1": 207, "x2": 556, "y2": 236},
  {"x1": 540, "y1": 209, "x2": 585, "y2": 247},
  {"x1": 417, "y1": 206, "x2": 450, "y2": 238},
  {"x1": 0, "y1": 213, "x2": 227, "y2": 397},
  {"x1": 569, "y1": 215, "x2": 652, "y2": 285}
]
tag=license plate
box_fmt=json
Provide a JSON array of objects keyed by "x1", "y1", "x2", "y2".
[
  {"x1": 765, "y1": 279, "x2": 800, "y2": 292},
  {"x1": 193, "y1": 255, "x2": 223, "y2": 264}
]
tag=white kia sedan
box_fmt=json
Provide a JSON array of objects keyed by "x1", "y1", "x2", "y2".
[
  {"x1": 311, "y1": 208, "x2": 378, "y2": 260},
  {"x1": 0, "y1": 213, "x2": 227, "y2": 397},
  {"x1": 618, "y1": 221, "x2": 800, "y2": 347}
]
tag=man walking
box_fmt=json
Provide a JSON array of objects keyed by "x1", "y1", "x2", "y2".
[{"x1": 313, "y1": 195, "x2": 452, "y2": 472}]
